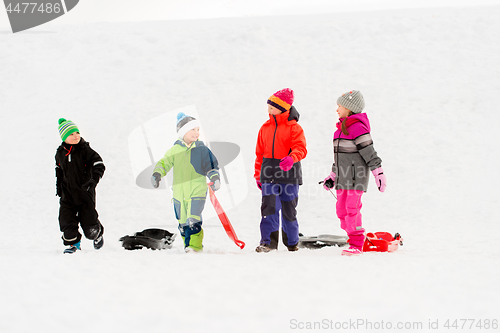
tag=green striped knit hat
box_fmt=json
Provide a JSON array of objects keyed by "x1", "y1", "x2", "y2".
[{"x1": 58, "y1": 118, "x2": 79, "y2": 141}]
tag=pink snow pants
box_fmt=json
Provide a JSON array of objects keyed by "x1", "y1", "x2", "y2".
[{"x1": 336, "y1": 189, "x2": 365, "y2": 250}]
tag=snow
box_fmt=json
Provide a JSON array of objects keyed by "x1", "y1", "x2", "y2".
[{"x1": 1, "y1": 3, "x2": 500, "y2": 333}]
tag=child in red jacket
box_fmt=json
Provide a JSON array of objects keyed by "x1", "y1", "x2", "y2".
[{"x1": 254, "y1": 88, "x2": 307, "y2": 252}]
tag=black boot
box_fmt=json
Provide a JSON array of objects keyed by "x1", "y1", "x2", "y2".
[{"x1": 93, "y1": 225, "x2": 104, "y2": 250}]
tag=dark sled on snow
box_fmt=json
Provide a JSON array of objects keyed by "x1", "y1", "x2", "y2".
[
  {"x1": 120, "y1": 228, "x2": 176, "y2": 250},
  {"x1": 298, "y1": 233, "x2": 349, "y2": 249}
]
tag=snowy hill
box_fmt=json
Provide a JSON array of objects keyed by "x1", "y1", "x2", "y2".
[{"x1": 1, "y1": 5, "x2": 499, "y2": 333}]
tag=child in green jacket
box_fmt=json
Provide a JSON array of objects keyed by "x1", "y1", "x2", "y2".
[{"x1": 151, "y1": 113, "x2": 220, "y2": 252}]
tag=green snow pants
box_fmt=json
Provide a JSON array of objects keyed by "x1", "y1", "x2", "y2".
[{"x1": 173, "y1": 196, "x2": 206, "y2": 251}]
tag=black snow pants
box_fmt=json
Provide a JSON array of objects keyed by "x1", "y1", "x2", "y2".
[{"x1": 58, "y1": 190, "x2": 102, "y2": 246}]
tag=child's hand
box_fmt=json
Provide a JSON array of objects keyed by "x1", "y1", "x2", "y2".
[
  {"x1": 151, "y1": 172, "x2": 161, "y2": 189},
  {"x1": 372, "y1": 167, "x2": 386, "y2": 192},
  {"x1": 279, "y1": 156, "x2": 294, "y2": 171},
  {"x1": 323, "y1": 172, "x2": 336, "y2": 190},
  {"x1": 210, "y1": 179, "x2": 221, "y2": 191},
  {"x1": 82, "y1": 179, "x2": 97, "y2": 192},
  {"x1": 207, "y1": 169, "x2": 221, "y2": 191},
  {"x1": 256, "y1": 180, "x2": 262, "y2": 190}
]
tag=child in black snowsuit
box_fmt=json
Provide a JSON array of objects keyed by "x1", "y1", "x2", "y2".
[{"x1": 55, "y1": 118, "x2": 105, "y2": 254}]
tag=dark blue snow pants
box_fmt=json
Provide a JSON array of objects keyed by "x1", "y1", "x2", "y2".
[{"x1": 259, "y1": 183, "x2": 299, "y2": 249}]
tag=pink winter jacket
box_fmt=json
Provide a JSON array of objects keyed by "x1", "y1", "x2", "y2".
[{"x1": 332, "y1": 113, "x2": 382, "y2": 192}]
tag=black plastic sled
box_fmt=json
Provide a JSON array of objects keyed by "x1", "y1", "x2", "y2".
[
  {"x1": 298, "y1": 233, "x2": 348, "y2": 249},
  {"x1": 120, "y1": 228, "x2": 176, "y2": 250}
]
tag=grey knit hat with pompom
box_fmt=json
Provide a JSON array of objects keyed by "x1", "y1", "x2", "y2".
[{"x1": 337, "y1": 90, "x2": 365, "y2": 114}]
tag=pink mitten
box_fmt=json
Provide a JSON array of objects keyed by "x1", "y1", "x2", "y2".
[
  {"x1": 323, "y1": 172, "x2": 336, "y2": 190},
  {"x1": 279, "y1": 156, "x2": 294, "y2": 171},
  {"x1": 372, "y1": 167, "x2": 386, "y2": 192}
]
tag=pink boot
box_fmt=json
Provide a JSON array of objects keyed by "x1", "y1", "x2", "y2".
[
  {"x1": 342, "y1": 233, "x2": 365, "y2": 256},
  {"x1": 342, "y1": 247, "x2": 363, "y2": 256}
]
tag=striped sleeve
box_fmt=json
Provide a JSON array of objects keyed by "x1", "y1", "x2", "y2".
[
  {"x1": 86, "y1": 146, "x2": 105, "y2": 180},
  {"x1": 357, "y1": 134, "x2": 382, "y2": 171}
]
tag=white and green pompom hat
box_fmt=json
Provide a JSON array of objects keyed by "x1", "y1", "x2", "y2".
[{"x1": 58, "y1": 118, "x2": 79, "y2": 141}]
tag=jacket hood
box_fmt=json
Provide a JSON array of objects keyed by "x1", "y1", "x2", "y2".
[
  {"x1": 269, "y1": 105, "x2": 300, "y2": 124},
  {"x1": 288, "y1": 106, "x2": 300, "y2": 122},
  {"x1": 175, "y1": 139, "x2": 206, "y2": 148},
  {"x1": 339, "y1": 113, "x2": 370, "y2": 132}
]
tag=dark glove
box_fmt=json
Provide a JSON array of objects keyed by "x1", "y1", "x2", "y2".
[
  {"x1": 210, "y1": 179, "x2": 221, "y2": 191},
  {"x1": 82, "y1": 179, "x2": 97, "y2": 192},
  {"x1": 324, "y1": 178, "x2": 334, "y2": 189},
  {"x1": 151, "y1": 172, "x2": 161, "y2": 189},
  {"x1": 92, "y1": 175, "x2": 100, "y2": 185},
  {"x1": 323, "y1": 172, "x2": 336, "y2": 190},
  {"x1": 207, "y1": 169, "x2": 220, "y2": 191}
]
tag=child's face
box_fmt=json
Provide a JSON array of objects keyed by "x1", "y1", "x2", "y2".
[
  {"x1": 337, "y1": 105, "x2": 351, "y2": 119},
  {"x1": 183, "y1": 127, "x2": 200, "y2": 145},
  {"x1": 64, "y1": 132, "x2": 81, "y2": 145},
  {"x1": 268, "y1": 105, "x2": 282, "y2": 115}
]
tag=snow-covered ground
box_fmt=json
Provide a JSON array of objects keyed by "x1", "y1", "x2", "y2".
[{"x1": 1, "y1": 3, "x2": 499, "y2": 333}]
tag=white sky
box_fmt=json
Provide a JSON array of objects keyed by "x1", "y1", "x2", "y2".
[{"x1": 1, "y1": 0, "x2": 499, "y2": 30}]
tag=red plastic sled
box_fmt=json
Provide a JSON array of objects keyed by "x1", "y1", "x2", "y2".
[
  {"x1": 208, "y1": 185, "x2": 245, "y2": 249},
  {"x1": 362, "y1": 232, "x2": 403, "y2": 252}
]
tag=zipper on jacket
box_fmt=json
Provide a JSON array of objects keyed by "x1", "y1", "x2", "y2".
[
  {"x1": 271, "y1": 115, "x2": 278, "y2": 159},
  {"x1": 335, "y1": 133, "x2": 341, "y2": 181},
  {"x1": 64, "y1": 146, "x2": 73, "y2": 162},
  {"x1": 352, "y1": 163, "x2": 356, "y2": 186}
]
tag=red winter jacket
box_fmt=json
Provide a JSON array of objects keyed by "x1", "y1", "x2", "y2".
[{"x1": 254, "y1": 106, "x2": 307, "y2": 184}]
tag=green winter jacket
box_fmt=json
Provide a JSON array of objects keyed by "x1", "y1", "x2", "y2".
[{"x1": 154, "y1": 139, "x2": 219, "y2": 204}]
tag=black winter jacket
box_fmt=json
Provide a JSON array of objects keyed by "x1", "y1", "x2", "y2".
[{"x1": 55, "y1": 139, "x2": 105, "y2": 204}]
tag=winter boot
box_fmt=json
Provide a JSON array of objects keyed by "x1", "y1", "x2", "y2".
[
  {"x1": 255, "y1": 244, "x2": 275, "y2": 253},
  {"x1": 93, "y1": 226, "x2": 104, "y2": 250},
  {"x1": 287, "y1": 245, "x2": 299, "y2": 252},
  {"x1": 63, "y1": 241, "x2": 81, "y2": 254},
  {"x1": 185, "y1": 246, "x2": 203, "y2": 253},
  {"x1": 341, "y1": 246, "x2": 363, "y2": 256}
]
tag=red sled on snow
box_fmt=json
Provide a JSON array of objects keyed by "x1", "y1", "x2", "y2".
[
  {"x1": 208, "y1": 185, "x2": 245, "y2": 249},
  {"x1": 362, "y1": 232, "x2": 403, "y2": 252}
]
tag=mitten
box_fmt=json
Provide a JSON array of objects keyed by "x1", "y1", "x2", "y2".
[
  {"x1": 82, "y1": 179, "x2": 97, "y2": 192},
  {"x1": 207, "y1": 169, "x2": 221, "y2": 191},
  {"x1": 256, "y1": 180, "x2": 262, "y2": 190},
  {"x1": 323, "y1": 172, "x2": 336, "y2": 190},
  {"x1": 151, "y1": 172, "x2": 161, "y2": 189},
  {"x1": 279, "y1": 156, "x2": 294, "y2": 171},
  {"x1": 372, "y1": 167, "x2": 386, "y2": 192}
]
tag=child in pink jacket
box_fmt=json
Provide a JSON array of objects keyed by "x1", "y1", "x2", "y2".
[{"x1": 323, "y1": 90, "x2": 386, "y2": 256}]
